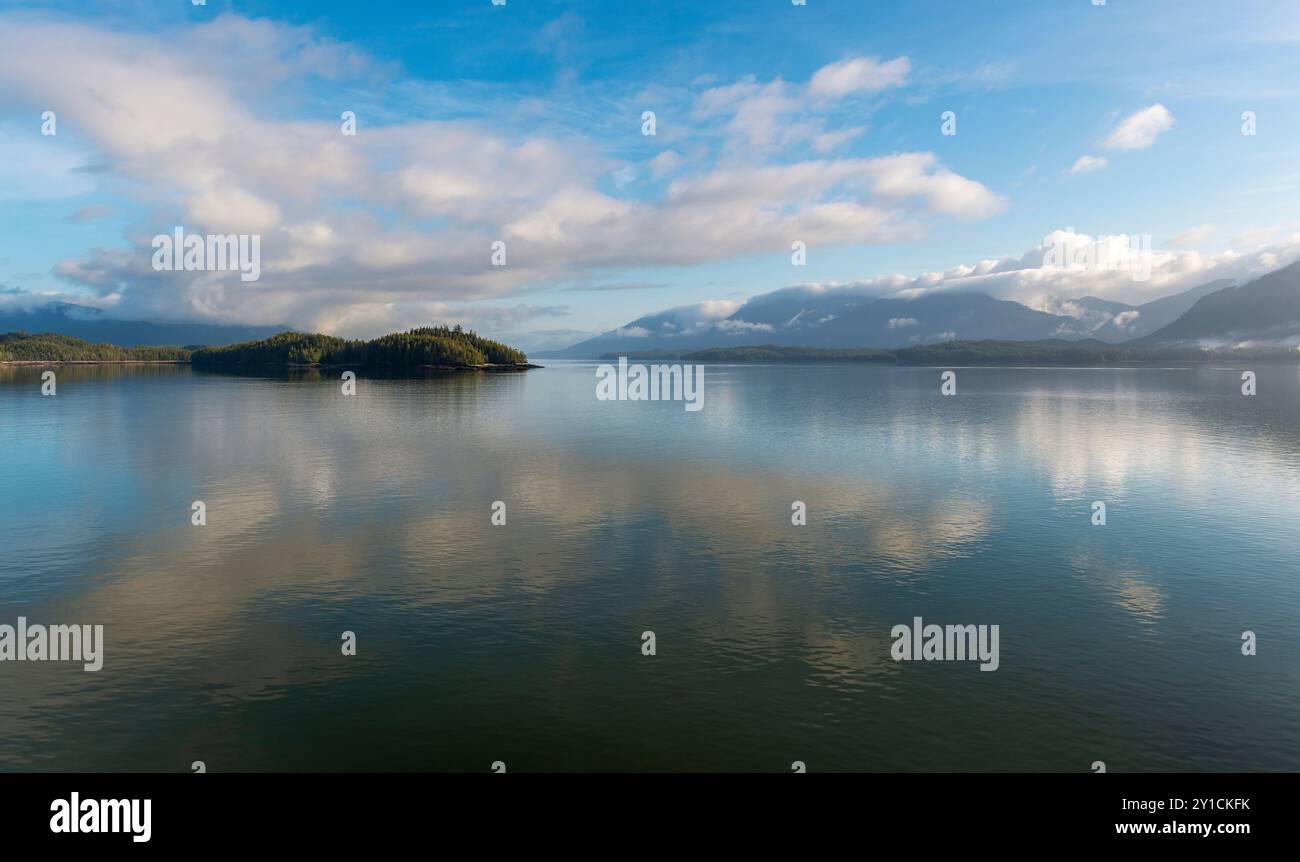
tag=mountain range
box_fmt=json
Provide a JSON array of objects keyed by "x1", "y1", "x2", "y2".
[
  {"x1": 547, "y1": 290, "x2": 1092, "y2": 358},
  {"x1": 541, "y1": 263, "x2": 1299, "y2": 357}
]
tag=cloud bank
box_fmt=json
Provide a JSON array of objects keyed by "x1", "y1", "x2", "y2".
[{"x1": 0, "y1": 14, "x2": 998, "y2": 338}]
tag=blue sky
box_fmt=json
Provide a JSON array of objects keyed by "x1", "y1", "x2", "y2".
[{"x1": 1, "y1": 0, "x2": 1299, "y2": 348}]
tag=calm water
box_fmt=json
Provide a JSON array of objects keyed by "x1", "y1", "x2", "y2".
[{"x1": 2, "y1": 361, "x2": 1299, "y2": 772}]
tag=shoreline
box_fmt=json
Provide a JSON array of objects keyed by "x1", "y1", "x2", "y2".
[
  {"x1": 0, "y1": 360, "x2": 189, "y2": 366},
  {"x1": 287, "y1": 362, "x2": 543, "y2": 371},
  {"x1": 588, "y1": 357, "x2": 1300, "y2": 367},
  {"x1": 234, "y1": 361, "x2": 544, "y2": 372},
  {"x1": 2, "y1": 360, "x2": 542, "y2": 371},
  {"x1": 8, "y1": 355, "x2": 1297, "y2": 370}
]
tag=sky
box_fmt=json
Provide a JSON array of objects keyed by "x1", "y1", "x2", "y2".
[{"x1": 1, "y1": 0, "x2": 1299, "y2": 350}]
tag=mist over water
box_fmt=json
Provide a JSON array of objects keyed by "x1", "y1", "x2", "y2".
[{"x1": 2, "y1": 361, "x2": 1298, "y2": 771}]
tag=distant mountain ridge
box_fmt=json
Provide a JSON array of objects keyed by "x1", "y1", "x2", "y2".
[
  {"x1": 545, "y1": 269, "x2": 1293, "y2": 357},
  {"x1": 543, "y1": 274, "x2": 1253, "y2": 358},
  {"x1": 546, "y1": 290, "x2": 1094, "y2": 357},
  {"x1": 1139, "y1": 262, "x2": 1300, "y2": 345},
  {"x1": 0, "y1": 302, "x2": 285, "y2": 347}
]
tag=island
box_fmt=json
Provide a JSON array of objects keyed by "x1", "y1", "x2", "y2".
[
  {"x1": 190, "y1": 327, "x2": 537, "y2": 371},
  {"x1": 0, "y1": 327, "x2": 538, "y2": 371}
]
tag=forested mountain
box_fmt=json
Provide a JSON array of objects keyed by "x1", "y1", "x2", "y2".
[{"x1": 1140, "y1": 262, "x2": 1300, "y2": 345}]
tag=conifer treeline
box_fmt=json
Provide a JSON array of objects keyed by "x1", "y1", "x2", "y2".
[
  {"x1": 190, "y1": 326, "x2": 528, "y2": 368},
  {"x1": 0, "y1": 332, "x2": 190, "y2": 362}
]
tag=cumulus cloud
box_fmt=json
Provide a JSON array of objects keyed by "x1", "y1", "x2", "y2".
[
  {"x1": 1104, "y1": 104, "x2": 1175, "y2": 150},
  {"x1": 808, "y1": 56, "x2": 911, "y2": 99}
]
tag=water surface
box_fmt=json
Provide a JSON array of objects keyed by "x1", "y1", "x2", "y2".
[{"x1": 1, "y1": 361, "x2": 1298, "y2": 771}]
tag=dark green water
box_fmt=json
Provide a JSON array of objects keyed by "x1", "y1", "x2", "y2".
[{"x1": 1, "y1": 361, "x2": 1298, "y2": 772}]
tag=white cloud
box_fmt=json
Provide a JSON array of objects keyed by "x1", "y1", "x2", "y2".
[
  {"x1": 667, "y1": 300, "x2": 742, "y2": 327},
  {"x1": 694, "y1": 77, "x2": 802, "y2": 150},
  {"x1": 766, "y1": 229, "x2": 1300, "y2": 312},
  {"x1": 888, "y1": 317, "x2": 920, "y2": 328},
  {"x1": 1104, "y1": 104, "x2": 1175, "y2": 150},
  {"x1": 695, "y1": 56, "x2": 907, "y2": 155},
  {"x1": 713, "y1": 318, "x2": 775, "y2": 334},
  {"x1": 860, "y1": 153, "x2": 1006, "y2": 219},
  {"x1": 813, "y1": 126, "x2": 865, "y2": 154},
  {"x1": 1112, "y1": 310, "x2": 1141, "y2": 330},
  {"x1": 808, "y1": 56, "x2": 911, "y2": 99},
  {"x1": 1068, "y1": 155, "x2": 1108, "y2": 174}
]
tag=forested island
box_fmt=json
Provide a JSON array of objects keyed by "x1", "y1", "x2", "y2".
[
  {"x1": 603, "y1": 340, "x2": 1300, "y2": 365},
  {"x1": 190, "y1": 327, "x2": 533, "y2": 369},
  {"x1": 1, "y1": 327, "x2": 537, "y2": 370}
]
